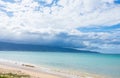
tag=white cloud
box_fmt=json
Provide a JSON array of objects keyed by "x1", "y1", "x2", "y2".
[{"x1": 0, "y1": 0, "x2": 120, "y2": 53}]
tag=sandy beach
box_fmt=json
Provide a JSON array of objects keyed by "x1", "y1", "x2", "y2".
[
  {"x1": 0, "y1": 61, "x2": 65, "y2": 78},
  {"x1": 0, "y1": 66, "x2": 63, "y2": 78},
  {"x1": 0, "y1": 59, "x2": 105, "y2": 78}
]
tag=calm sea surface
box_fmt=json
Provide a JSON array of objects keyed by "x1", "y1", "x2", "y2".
[{"x1": 0, "y1": 51, "x2": 120, "y2": 78}]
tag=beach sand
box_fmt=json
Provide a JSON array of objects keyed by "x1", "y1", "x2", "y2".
[
  {"x1": 0, "y1": 60, "x2": 106, "y2": 78},
  {"x1": 0, "y1": 64, "x2": 65, "y2": 78}
]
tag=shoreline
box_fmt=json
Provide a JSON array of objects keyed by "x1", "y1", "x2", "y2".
[{"x1": 0, "y1": 59, "x2": 106, "y2": 78}]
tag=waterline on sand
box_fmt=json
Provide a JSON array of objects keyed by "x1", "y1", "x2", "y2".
[{"x1": 0, "y1": 58, "x2": 105, "y2": 78}]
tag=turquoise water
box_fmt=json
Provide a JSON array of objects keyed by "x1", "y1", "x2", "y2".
[{"x1": 0, "y1": 51, "x2": 120, "y2": 78}]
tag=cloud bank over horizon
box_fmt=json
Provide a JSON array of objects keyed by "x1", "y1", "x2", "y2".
[{"x1": 0, "y1": 0, "x2": 120, "y2": 53}]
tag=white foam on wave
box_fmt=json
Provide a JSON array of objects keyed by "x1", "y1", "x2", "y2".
[{"x1": 0, "y1": 58, "x2": 37, "y2": 67}]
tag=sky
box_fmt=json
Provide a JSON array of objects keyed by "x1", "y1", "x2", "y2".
[{"x1": 0, "y1": 0, "x2": 120, "y2": 53}]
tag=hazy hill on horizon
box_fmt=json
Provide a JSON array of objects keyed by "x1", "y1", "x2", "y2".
[{"x1": 0, "y1": 41, "x2": 99, "y2": 53}]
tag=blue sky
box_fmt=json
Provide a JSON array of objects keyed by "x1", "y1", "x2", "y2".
[{"x1": 0, "y1": 0, "x2": 120, "y2": 53}]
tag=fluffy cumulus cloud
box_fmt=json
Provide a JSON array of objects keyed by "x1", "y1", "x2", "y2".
[{"x1": 0, "y1": 0, "x2": 120, "y2": 53}]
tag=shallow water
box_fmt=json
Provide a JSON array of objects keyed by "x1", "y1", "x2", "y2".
[{"x1": 0, "y1": 51, "x2": 120, "y2": 78}]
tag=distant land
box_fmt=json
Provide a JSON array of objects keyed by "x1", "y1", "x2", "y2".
[{"x1": 0, "y1": 42, "x2": 99, "y2": 53}]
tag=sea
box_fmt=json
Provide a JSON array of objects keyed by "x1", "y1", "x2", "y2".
[{"x1": 0, "y1": 51, "x2": 120, "y2": 78}]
